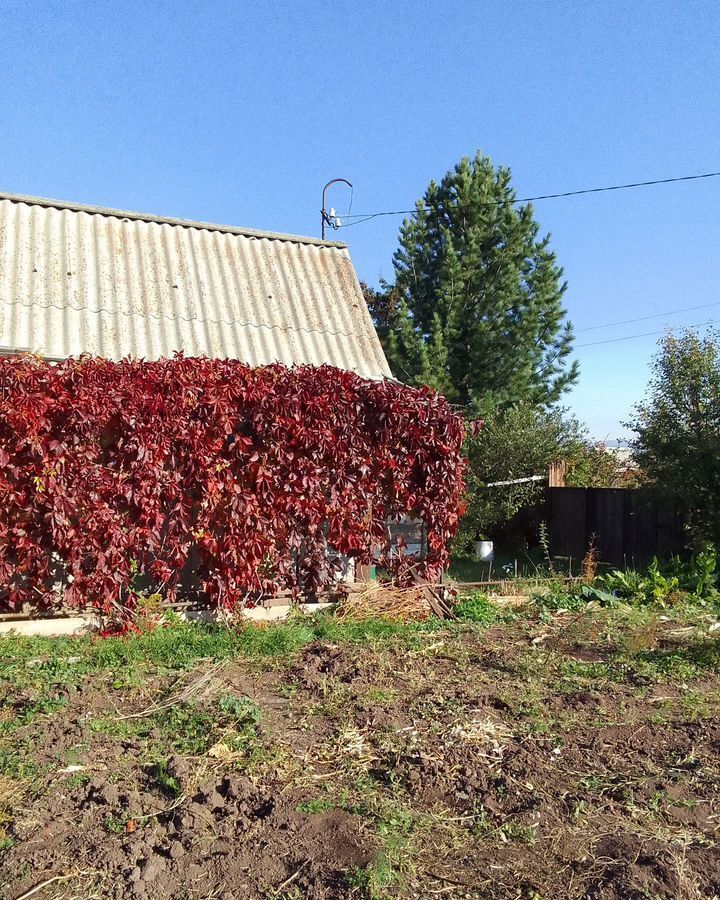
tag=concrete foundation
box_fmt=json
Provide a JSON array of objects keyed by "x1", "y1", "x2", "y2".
[{"x1": 0, "y1": 603, "x2": 335, "y2": 637}]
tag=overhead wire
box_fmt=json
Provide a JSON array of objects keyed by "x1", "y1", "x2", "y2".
[
  {"x1": 339, "y1": 169, "x2": 720, "y2": 358},
  {"x1": 343, "y1": 169, "x2": 720, "y2": 349},
  {"x1": 576, "y1": 318, "x2": 717, "y2": 349},
  {"x1": 338, "y1": 169, "x2": 720, "y2": 228},
  {"x1": 577, "y1": 300, "x2": 720, "y2": 332}
]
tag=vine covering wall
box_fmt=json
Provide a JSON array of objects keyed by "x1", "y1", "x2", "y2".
[{"x1": 0, "y1": 356, "x2": 466, "y2": 619}]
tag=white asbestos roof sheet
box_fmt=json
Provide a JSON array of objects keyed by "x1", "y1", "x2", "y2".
[{"x1": 0, "y1": 192, "x2": 391, "y2": 379}]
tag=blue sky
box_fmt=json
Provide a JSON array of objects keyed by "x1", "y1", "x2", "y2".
[{"x1": 2, "y1": 0, "x2": 718, "y2": 440}]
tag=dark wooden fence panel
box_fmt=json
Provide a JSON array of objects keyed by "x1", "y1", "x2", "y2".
[
  {"x1": 548, "y1": 487, "x2": 684, "y2": 565},
  {"x1": 592, "y1": 489, "x2": 625, "y2": 563},
  {"x1": 547, "y1": 487, "x2": 586, "y2": 560}
]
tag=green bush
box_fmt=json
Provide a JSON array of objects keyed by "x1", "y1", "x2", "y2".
[
  {"x1": 599, "y1": 560, "x2": 681, "y2": 606},
  {"x1": 600, "y1": 546, "x2": 718, "y2": 607},
  {"x1": 453, "y1": 405, "x2": 632, "y2": 554},
  {"x1": 534, "y1": 582, "x2": 618, "y2": 613},
  {"x1": 535, "y1": 547, "x2": 720, "y2": 612},
  {"x1": 630, "y1": 331, "x2": 720, "y2": 544},
  {"x1": 453, "y1": 591, "x2": 498, "y2": 624}
]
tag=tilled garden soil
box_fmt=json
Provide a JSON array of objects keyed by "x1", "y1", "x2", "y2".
[{"x1": 1, "y1": 608, "x2": 720, "y2": 899}]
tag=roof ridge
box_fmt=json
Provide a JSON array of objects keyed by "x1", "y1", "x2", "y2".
[{"x1": 0, "y1": 191, "x2": 347, "y2": 249}]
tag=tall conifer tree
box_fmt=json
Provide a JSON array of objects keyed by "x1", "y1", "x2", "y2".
[{"x1": 367, "y1": 152, "x2": 578, "y2": 409}]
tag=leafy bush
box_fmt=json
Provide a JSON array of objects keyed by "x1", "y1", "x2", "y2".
[
  {"x1": 534, "y1": 587, "x2": 588, "y2": 612},
  {"x1": 686, "y1": 544, "x2": 718, "y2": 597},
  {"x1": 0, "y1": 356, "x2": 466, "y2": 619},
  {"x1": 536, "y1": 547, "x2": 720, "y2": 612},
  {"x1": 630, "y1": 330, "x2": 720, "y2": 544},
  {"x1": 453, "y1": 405, "x2": 631, "y2": 553},
  {"x1": 534, "y1": 582, "x2": 619, "y2": 612},
  {"x1": 599, "y1": 560, "x2": 681, "y2": 606},
  {"x1": 599, "y1": 548, "x2": 718, "y2": 607},
  {"x1": 453, "y1": 591, "x2": 498, "y2": 624}
]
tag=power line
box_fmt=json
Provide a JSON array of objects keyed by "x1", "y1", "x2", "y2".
[
  {"x1": 575, "y1": 318, "x2": 716, "y2": 349},
  {"x1": 338, "y1": 169, "x2": 720, "y2": 227},
  {"x1": 577, "y1": 300, "x2": 720, "y2": 333}
]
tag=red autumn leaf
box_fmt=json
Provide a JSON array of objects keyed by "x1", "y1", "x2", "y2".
[{"x1": 0, "y1": 355, "x2": 466, "y2": 624}]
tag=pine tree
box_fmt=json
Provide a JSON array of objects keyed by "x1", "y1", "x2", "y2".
[{"x1": 369, "y1": 152, "x2": 578, "y2": 409}]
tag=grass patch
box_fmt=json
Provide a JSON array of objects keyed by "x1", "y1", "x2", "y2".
[
  {"x1": 448, "y1": 548, "x2": 555, "y2": 582},
  {"x1": 156, "y1": 705, "x2": 218, "y2": 756},
  {"x1": 628, "y1": 639, "x2": 720, "y2": 682},
  {"x1": 0, "y1": 696, "x2": 68, "y2": 738},
  {"x1": 2, "y1": 597, "x2": 720, "y2": 898},
  {"x1": 0, "y1": 612, "x2": 442, "y2": 688},
  {"x1": 296, "y1": 798, "x2": 336, "y2": 814},
  {"x1": 0, "y1": 740, "x2": 40, "y2": 780},
  {"x1": 89, "y1": 717, "x2": 152, "y2": 740}
]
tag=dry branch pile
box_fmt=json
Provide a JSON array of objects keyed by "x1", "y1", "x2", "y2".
[{"x1": 336, "y1": 583, "x2": 453, "y2": 622}]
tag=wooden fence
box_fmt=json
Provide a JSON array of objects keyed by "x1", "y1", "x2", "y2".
[{"x1": 547, "y1": 487, "x2": 685, "y2": 565}]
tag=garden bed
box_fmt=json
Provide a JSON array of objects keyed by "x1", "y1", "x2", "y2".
[{"x1": 1, "y1": 600, "x2": 719, "y2": 899}]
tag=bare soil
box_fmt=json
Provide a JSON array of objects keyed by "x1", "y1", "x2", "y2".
[{"x1": 1, "y1": 606, "x2": 720, "y2": 899}]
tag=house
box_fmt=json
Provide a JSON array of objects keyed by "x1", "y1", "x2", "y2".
[
  {"x1": 0, "y1": 191, "x2": 391, "y2": 378},
  {"x1": 0, "y1": 191, "x2": 398, "y2": 590}
]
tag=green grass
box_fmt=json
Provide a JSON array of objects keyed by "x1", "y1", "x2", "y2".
[
  {"x1": 629, "y1": 641, "x2": 720, "y2": 681},
  {"x1": 363, "y1": 687, "x2": 397, "y2": 705},
  {"x1": 352, "y1": 800, "x2": 418, "y2": 898},
  {"x1": 0, "y1": 613, "x2": 445, "y2": 794},
  {"x1": 297, "y1": 775, "x2": 422, "y2": 897},
  {"x1": 0, "y1": 696, "x2": 68, "y2": 738},
  {"x1": 448, "y1": 548, "x2": 590, "y2": 583},
  {"x1": 0, "y1": 612, "x2": 442, "y2": 694},
  {"x1": 560, "y1": 659, "x2": 617, "y2": 683},
  {"x1": 89, "y1": 717, "x2": 152, "y2": 740},
  {"x1": 2, "y1": 605, "x2": 718, "y2": 762},
  {"x1": 1, "y1": 585, "x2": 712, "y2": 702},
  {"x1": 449, "y1": 549, "x2": 550, "y2": 582},
  {"x1": 156, "y1": 705, "x2": 219, "y2": 756},
  {"x1": 88, "y1": 693, "x2": 265, "y2": 762},
  {"x1": 0, "y1": 740, "x2": 40, "y2": 779},
  {"x1": 2, "y1": 599, "x2": 720, "y2": 898}
]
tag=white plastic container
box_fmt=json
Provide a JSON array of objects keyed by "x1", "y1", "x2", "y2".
[{"x1": 475, "y1": 540, "x2": 494, "y2": 562}]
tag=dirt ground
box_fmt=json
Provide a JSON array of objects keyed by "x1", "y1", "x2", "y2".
[{"x1": 1, "y1": 603, "x2": 720, "y2": 899}]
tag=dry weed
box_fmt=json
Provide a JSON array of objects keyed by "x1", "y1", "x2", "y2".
[{"x1": 336, "y1": 584, "x2": 432, "y2": 622}]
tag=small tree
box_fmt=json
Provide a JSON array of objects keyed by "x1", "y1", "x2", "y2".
[
  {"x1": 630, "y1": 330, "x2": 720, "y2": 543},
  {"x1": 454, "y1": 405, "x2": 625, "y2": 553},
  {"x1": 367, "y1": 152, "x2": 578, "y2": 410},
  {"x1": 565, "y1": 442, "x2": 639, "y2": 489}
]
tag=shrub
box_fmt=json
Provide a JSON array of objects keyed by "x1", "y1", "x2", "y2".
[
  {"x1": 453, "y1": 591, "x2": 498, "y2": 624},
  {"x1": 533, "y1": 579, "x2": 618, "y2": 612},
  {"x1": 453, "y1": 405, "x2": 631, "y2": 554},
  {"x1": 630, "y1": 330, "x2": 720, "y2": 544},
  {"x1": 535, "y1": 548, "x2": 720, "y2": 613},
  {"x1": 0, "y1": 356, "x2": 466, "y2": 619},
  {"x1": 599, "y1": 550, "x2": 720, "y2": 607}
]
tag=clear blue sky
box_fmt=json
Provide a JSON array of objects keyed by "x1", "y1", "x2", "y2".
[{"x1": 2, "y1": 1, "x2": 719, "y2": 440}]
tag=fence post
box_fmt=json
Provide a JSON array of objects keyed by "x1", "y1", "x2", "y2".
[{"x1": 548, "y1": 460, "x2": 567, "y2": 487}]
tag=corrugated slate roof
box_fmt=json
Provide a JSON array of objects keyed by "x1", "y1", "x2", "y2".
[{"x1": 0, "y1": 192, "x2": 391, "y2": 379}]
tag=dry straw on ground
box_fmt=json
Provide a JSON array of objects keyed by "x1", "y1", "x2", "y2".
[{"x1": 335, "y1": 584, "x2": 433, "y2": 622}]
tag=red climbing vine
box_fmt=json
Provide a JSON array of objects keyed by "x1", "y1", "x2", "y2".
[{"x1": 0, "y1": 356, "x2": 466, "y2": 617}]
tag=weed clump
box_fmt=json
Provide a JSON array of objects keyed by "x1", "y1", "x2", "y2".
[
  {"x1": 453, "y1": 591, "x2": 498, "y2": 624},
  {"x1": 535, "y1": 545, "x2": 720, "y2": 613}
]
